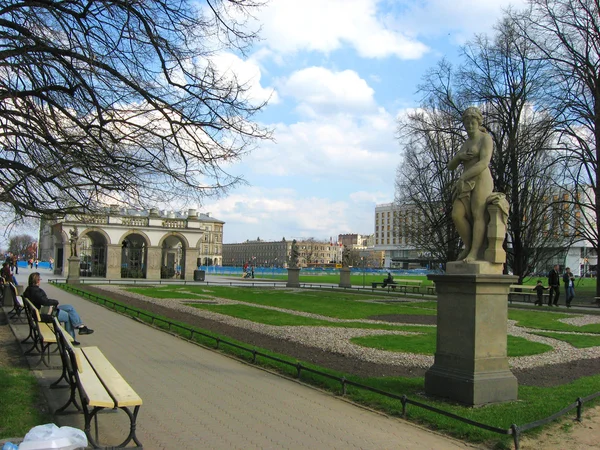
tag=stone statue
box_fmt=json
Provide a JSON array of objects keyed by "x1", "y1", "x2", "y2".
[
  {"x1": 448, "y1": 107, "x2": 494, "y2": 262},
  {"x1": 69, "y1": 226, "x2": 79, "y2": 257},
  {"x1": 289, "y1": 239, "x2": 299, "y2": 268},
  {"x1": 341, "y1": 246, "x2": 350, "y2": 268}
]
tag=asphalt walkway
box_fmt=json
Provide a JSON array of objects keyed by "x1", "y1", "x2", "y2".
[{"x1": 5, "y1": 268, "x2": 476, "y2": 449}]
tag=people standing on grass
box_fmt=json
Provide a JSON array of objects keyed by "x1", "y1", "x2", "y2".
[
  {"x1": 547, "y1": 264, "x2": 560, "y2": 307},
  {"x1": 533, "y1": 280, "x2": 548, "y2": 306},
  {"x1": 563, "y1": 267, "x2": 575, "y2": 308}
]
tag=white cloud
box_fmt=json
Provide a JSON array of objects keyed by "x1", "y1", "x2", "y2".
[
  {"x1": 279, "y1": 67, "x2": 376, "y2": 116},
  {"x1": 204, "y1": 187, "x2": 376, "y2": 243},
  {"x1": 210, "y1": 52, "x2": 279, "y2": 105},
  {"x1": 257, "y1": 0, "x2": 428, "y2": 59}
]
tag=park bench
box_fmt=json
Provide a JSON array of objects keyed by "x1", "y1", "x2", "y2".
[
  {"x1": 22, "y1": 297, "x2": 66, "y2": 367},
  {"x1": 508, "y1": 284, "x2": 547, "y2": 304},
  {"x1": 372, "y1": 279, "x2": 422, "y2": 294},
  {"x1": 6, "y1": 283, "x2": 25, "y2": 321},
  {"x1": 52, "y1": 316, "x2": 143, "y2": 448},
  {"x1": 426, "y1": 283, "x2": 436, "y2": 295}
]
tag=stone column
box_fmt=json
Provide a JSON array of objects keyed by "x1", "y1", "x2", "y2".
[
  {"x1": 106, "y1": 245, "x2": 122, "y2": 280},
  {"x1": 146, "y1": 246, "x2": 161, "y2": 280},
  {"x1": 66, "y1": 257, "x2": 81, "y2": 284},
  {"x1": 184, "y1": 251, "x2": 199, "y2": 281},
  {"x1": 425, "y1": 261, "x2": 518, "y2": 405},
  {"x1": 286, "y1": 268, "x2": 300, "y2": 288},
  {"x1": 339, "y1": 268, "x2": 351, "y2": 288}
]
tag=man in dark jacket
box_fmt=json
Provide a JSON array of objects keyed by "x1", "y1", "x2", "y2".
[
  {"x1": 23, "y1": 272, "x2": 93, "y2": 344},
  {"x1": 547, "y1": 264, "x2": 560, "y2": 307}
]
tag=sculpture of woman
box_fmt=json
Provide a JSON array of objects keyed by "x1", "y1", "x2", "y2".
[
  {"x1": 69, "y1": 226, "x2": 79, "y2": 257},
  {"x1": 448, "y1": 107, "x2": 494, "y2": 262}
]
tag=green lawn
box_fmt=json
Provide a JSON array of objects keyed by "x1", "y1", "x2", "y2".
[
  {"x1": 351, "y1": 332, "x2": 553, "y2": 357},
  {"x1": 531, "y1": 332, "x2": 600, "y2": 348},
  {"x1": 128, "y1": 285, "x2": 436, "y2": 319},
  {"x1": 509, "y1": 309, "x2": 600, "y2": 333},
  {"x1": 0, "y1": 367, "x2": 50, "y2": 439}
]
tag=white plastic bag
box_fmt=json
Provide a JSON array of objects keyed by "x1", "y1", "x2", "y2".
[{"x1": 19, "y1": 423, "x2": 88, "y2": 450}]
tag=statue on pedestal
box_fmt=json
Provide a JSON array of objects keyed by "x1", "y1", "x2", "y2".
[
  {"x1": 449, "y1": 107, "x2": 509, "y2": 264},
  {"x1": 341, "y1": 246, "x2": 351, "y2": 268},
  {"x1": 289, "y1": 239, "x2": 299, "y2": 269},
  {"x1": 69, "y1": 226, "x2": 79, "y2": 257}
]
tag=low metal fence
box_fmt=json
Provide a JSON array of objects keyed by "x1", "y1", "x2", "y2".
[{"x1": 52, "y1": 281, "x2": 600, "y2": 449}]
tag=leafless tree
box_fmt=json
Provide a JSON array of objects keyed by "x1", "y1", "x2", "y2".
[
  {"x1": 8, "y1": 233, "x2": 36, "y2": 257},
  {"x1": 0, "y1": 0, "x2": 270, "y2": 219},
  {"x1": 514, "y1": 0, "x2": 600, "y2": 293}
]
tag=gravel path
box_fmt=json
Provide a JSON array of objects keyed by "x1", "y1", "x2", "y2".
[{"x1": 94, "y1": 285, "x2": 600, "y2": 371}]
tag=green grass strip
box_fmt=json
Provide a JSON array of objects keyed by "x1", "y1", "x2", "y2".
[
  {"x1": 0, "y1": 367, "x2": 51, "y2": 439},
  {"x1": 509, "y1": 309, "x2": 600, "y2": 333},
  {"x1": 532, "y1": 332, "x2": 600, "y2": 348}
]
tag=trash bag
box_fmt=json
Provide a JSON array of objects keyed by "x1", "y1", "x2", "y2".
[{"x1": 19, "y1": 423, "x2": 88, "y2": 450}]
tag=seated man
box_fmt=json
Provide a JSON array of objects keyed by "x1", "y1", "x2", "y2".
[
  {"x1": 382, "y1": 272, "x2": 394, "y2": 287},
  {"x1": 23, "y1": 272, "x2": 94, "y2": 345}
]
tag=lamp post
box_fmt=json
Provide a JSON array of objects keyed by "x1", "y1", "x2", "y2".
[{"x1": 361, "y1": 257, "x2": 365, "y2": 287}]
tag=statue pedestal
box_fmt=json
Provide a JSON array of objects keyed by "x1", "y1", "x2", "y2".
[
  {"x1": 339, "y1": 268, "x2": 351, "y2": 288},
  {"x1": 286, "y1": 268, "x2": 300, "y2": 288},
  {"x1": 66, "y1": 257, "x2": 81, "y2": 285},
  {"x1": 424, "y1": 262, "x2": 518, "y2": 405}
]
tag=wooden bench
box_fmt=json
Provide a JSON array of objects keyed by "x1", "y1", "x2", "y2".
[
  {"x1": 22, "y1": 297, "x2": 63, "y2": 367},
  {"x1": 53, "y1": 317, "x2": 143, "y2": 448},
  {"x1": 372, "y1": 279, "x2": 423, "y2": 293},
  {"x1": 426, "y1": 283, "x2": 436, "y2": 295},
  {"x1": 6, "y1": 283, "x2": 25, "y2": 321},
  {"x1": 509, "y1": 284, "x2": 548, "y2": 304}
]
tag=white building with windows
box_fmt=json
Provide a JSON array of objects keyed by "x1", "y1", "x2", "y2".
[{"x1": 38, "y1": 206, "x2": 223, "y2": 280}]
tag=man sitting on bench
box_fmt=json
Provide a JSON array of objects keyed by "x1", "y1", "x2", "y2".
[
  {"x1": 382, "y1": 272, "x2": 394, "y2": 288},
  {"x1": 23, "y1": 272, "x2": 94, "y2": 345}
]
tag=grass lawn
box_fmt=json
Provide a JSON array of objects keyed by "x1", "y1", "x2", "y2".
[
  {"x1": 127, "y1": 285, "x2": 436, "y2": 319},
  {"x1": 531, "y1": 332, "x2": 600, "y2": 348},
  {"x1": 0, "y1": 367, "x2": 50, "y2": 439},
  {"x1": 509, "y1": 309, "x2": 600, "y2": 333}
]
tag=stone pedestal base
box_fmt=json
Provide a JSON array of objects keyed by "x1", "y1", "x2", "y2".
[
  {"x1": 339, "y1": 268, "x2": 351, "y2": 288},
  {"x1": 286, "y1": 268, "x2": 300, "y2": 288},
  {"x1": 424, "y1": 265, "x2": 518, "y2": 405},
  {"x1": 66, "y1": 257, "x2": 81, "y2": 285}
]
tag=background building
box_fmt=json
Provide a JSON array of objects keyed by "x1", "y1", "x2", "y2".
[
  {"x1": 223, "y1": 238, "x2": 343, "y2": 268},
  {"x1": 38, "y1": 207, "x2": 223, "y2": 280}
]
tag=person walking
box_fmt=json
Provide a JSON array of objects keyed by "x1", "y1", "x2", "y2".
[
  {"x1": 563, "y1": 267, "x2": 575, "y2": 308},
  {"x1": 548, "y1": 264, "x2": 560, "y2": 307}
]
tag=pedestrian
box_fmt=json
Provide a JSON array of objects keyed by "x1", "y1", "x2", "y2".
[
  {"x1": 1, "y1": 262, "x2": 18, "y2": 285},
  {"x1": 547, "y1": 264, "x2": 560, "y2": 306},
  {"x1": 49, "y1": 257, "x2": 54, "y2": 270},
  {"x1": 23, "y1": 272, "x2": 94, "y2": 345},
  {"x1": 34, "y1": 259, "x2": 38, "y2": 269},
  {"x1": 532, "y1": 280, "x2": 548, "y2": 306},
  {"x1": 563, "y1": 267, "x2": 575, "y2": 308},
  {"x1": 251, "y1": 266, "x2": 254, "y2": 279},
  {"x1": 12, "y1": 255, "x2": 18, "y2": 274}
]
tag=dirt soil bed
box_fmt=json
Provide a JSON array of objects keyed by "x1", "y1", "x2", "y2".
[{"x1": 83, "y1": 286, "x2": 600, "y2": 386}]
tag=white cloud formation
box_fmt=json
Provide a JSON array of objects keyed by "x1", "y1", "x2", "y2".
[
  {"x1": 203, "y1": 187, "x2": 378, "y2": 243},
  {"x1": 279, "y1": 67, "x2": 376, "y2": 116},
  {"x1": 210, "y1": 52, "x2": 279, "y2": 105},
  {"x1": 257, "y1": 0, "x2": 429, "y2": 59}
]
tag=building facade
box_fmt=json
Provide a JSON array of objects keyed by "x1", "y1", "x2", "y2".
[
  {"x1": 223, "y1": 239, "x2": 343, "y2": 268},
  {"x1": 38, "y1": 207, "x2": 223, "y2": 280}
]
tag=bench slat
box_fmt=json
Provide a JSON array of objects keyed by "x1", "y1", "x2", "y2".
[
  {"x1": 75, "y1": 348, "x2": 115, "y2": 408},
  {"x1": 82, "y1": 347, "x2": 143, "y2": 408}
]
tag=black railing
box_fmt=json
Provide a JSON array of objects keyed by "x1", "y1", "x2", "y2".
[{"x1": 52, "y1": 281, "x2": 600, "y2": 449}]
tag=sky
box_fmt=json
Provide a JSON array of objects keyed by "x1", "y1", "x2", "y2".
[
  {"x1": 197, "y1": 0, "x2": 529, "y2": 244},
  {"x1": 1, "y1": 0, "x2": 528, "y2": 250}
]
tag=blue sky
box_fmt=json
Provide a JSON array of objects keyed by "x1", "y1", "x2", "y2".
[
  {"x1": 0, "y1": 0, "x2": 528, "y2": 249},
  {"x1": 198, "y1": 0, "x2": 528, "y2": 243}
]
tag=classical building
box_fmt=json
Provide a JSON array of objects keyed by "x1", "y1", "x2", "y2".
[
  {"x1": 38, "y1": 207, "x2": 223, "y2": 280},
  {"x1": 222, "y1": 238, "x2": 343, "y2": 268}
]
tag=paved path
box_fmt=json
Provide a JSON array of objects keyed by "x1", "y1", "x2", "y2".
[{"x1": 9, "y1": 269, "x2": 477, "y2": 449}]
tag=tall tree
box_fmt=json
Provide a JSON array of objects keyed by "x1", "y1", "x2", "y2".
[
  {"x1": 0, "y1": 0, "x2": 270, "y2": 219},
  {"x1": 515, "y1": 0, "x2": 600, "y2": 294},
  {"x1": 8, "y1": 233, "x2": 36, "y2": 257}
]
